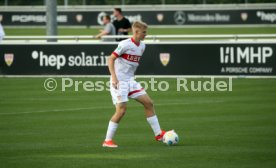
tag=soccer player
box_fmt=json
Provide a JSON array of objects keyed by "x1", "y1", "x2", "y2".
[{"x1": 102, "y1": 21, "x2": 166, "y2": 148}]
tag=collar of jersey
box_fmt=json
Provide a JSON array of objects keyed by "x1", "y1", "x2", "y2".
[{"x1": 131, "y1": 37, "x2": 140, "y2": 47}]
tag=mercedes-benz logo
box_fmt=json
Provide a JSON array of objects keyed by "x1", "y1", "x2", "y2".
[{"x1": 174, "y1": 11, "x2": 186, "y2": 25}]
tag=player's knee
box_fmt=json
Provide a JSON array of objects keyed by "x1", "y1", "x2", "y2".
[
  {"x1": 144, "y1": 99, "x2": 154, "y2": 109},
  {"x1": 116, "y1": 103, "x2": 127, "y2": 116},
  {"x1": 114, "y1": 110, "x2": 126, "y2": 119}
]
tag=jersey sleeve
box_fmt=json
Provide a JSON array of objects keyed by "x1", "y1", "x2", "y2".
[{"x1": 112, "y1": 42, "x2": 127, "y2": 57}]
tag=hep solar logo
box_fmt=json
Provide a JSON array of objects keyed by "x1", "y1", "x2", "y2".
[
  {"x1": 256, "y1": 11, "x2": 276, "y2": 23},
  {"x1": 31, "y1": 51, "x2": 66, "y2": 70},
  {"x1": 31, "y1": 50, "x2": 108, "y2": 70}
]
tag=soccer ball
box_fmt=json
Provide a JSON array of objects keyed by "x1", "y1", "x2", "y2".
[{"x1": 163, "y1": 130, "x2": 179, "y2": 146}]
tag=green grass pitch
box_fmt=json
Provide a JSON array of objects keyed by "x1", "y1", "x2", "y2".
[
  {"x1": 0, "y1": 78, "x2": 276, "y2": 168},
  {"x1": 1, "y1": 26, "x2": 276, "y2": 167}
]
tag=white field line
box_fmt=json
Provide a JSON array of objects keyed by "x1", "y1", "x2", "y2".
[{"x1": 0, "y1": 100, "x2": 223, "y2": 116}]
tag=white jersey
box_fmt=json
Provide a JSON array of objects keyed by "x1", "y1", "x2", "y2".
[{"x1": 112, "y1": 38, "x2": 145, "y2": 81}]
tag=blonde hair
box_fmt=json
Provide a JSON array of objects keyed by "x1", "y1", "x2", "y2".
[{"x1": 132, "y1": 21, "x2": 148, "y2": 30}]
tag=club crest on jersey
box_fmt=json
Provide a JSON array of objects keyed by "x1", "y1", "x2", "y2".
[
  {"x1": 117, "y1": 46, "x2": 122, "y2": 52},
  {"x1": 4, "y1": 53, "x2": 14, "y2": 67},
  {"x1": 159, "y1": 53, "x2": 170, "y2": 66}
]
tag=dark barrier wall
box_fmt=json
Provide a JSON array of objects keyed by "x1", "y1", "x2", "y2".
[
  {"x1": 0, "y1": 9, "x2": 276, "y2": 26},
  {"x1": 0, "y1": 42, "x2": 275, "y2": 76}
]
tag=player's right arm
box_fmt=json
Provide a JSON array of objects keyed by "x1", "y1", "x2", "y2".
[
  {"x1": 108, "y1": 53, "x2": 118, "y2": 89},
  {"x1": 109, "y1": 41, "x2": 127, "y2": 89}
]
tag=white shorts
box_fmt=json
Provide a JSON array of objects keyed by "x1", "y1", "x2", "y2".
[{"x1": 110, "y1": 80, "x2": 147, "y2": 105}]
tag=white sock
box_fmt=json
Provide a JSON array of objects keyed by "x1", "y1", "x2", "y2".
[
  {"x1": 105, "y1": 121, "x2": 119, "y2": 141},
  {"x1": 147, "y1": 115, "x2": 162, "y2": 136}
]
